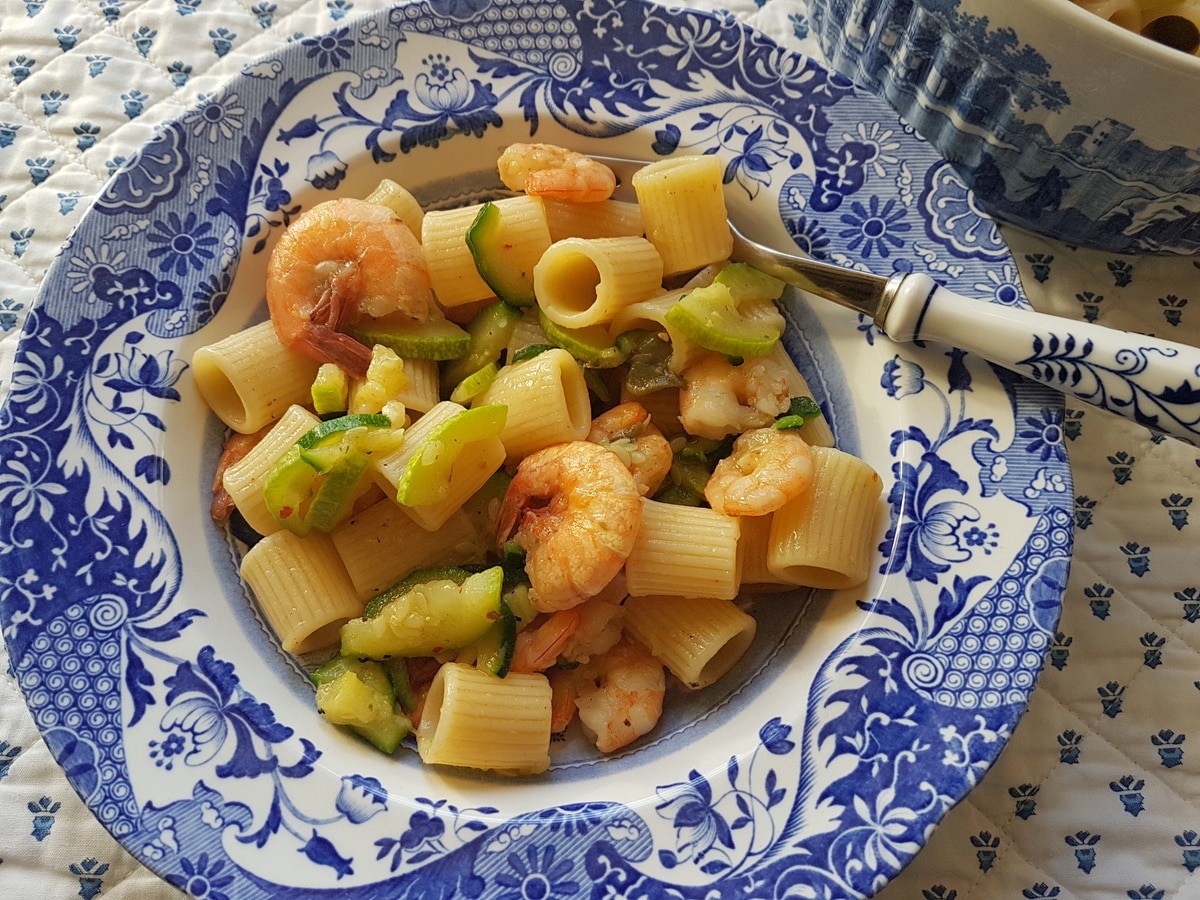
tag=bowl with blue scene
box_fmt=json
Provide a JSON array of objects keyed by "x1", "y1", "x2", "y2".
[
  {"x1": 0, "y1": 0, "x2": 1072, "y2": 896},
  {"x1": 807, "y1": 0, "x2": 1200, "y2": 254}
]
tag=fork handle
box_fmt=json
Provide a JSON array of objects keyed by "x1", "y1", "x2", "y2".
[{"x1": 884, "y1": 273, "x2": 1200, "y2": 444}]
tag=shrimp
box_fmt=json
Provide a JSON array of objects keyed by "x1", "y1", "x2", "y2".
[
  {"x1": 678, "y1": 351, "x2": 794, "y2": 441},
  {"x1": 587, "y1": 402, "x2": 673, "y2": 497},
  {"x1": 496, "y1": 440, "x2": 642, "y2": 612},
  {"x1": 559, "y1": 589, "x2": 626, "y2": 665},
  {"x1": 266, "y1": 197, "x2": 432, "y2": 379},
  {"x1": 509, "y1": 608, "x2": 582, "y2": 674},
  {"x1": 574, "y1": 636, "x2": 665, "y2": 753},
  {"x1": 704, "y1": 426, "x2": 815, "y2": 516},
  {"x1": 497, "y1": 142, "x2": 616, "y2": 203}
]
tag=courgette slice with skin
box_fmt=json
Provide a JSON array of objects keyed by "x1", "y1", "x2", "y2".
[
  {"x1": 263, "y1": 413, "x2": 392, "y2": 535},
  {"x1": 343, "y1": 316, "x2": 471, "y2": 361},
  {"x1": 537, "y1": 308, "x2": 627, "y2": 368},
  {"x1": 448, "y1": 360, "x2": 500, "y2": 405},
  {"x1": 664, "y1": 264, "x2": 787, "y2": 359},
  {"x1": 393, "y1": 403, "x2": 508, "y2": 507},
  {"x1": 312, "y1": 656, "x2": 412, "y2": 753},
  {"x1": 442, "y1": 299, "x2": 524, "y2": 391},
  {"x1": 342, "y1": 565, "x2": 506, "y2": 659},
  {"x1": 466, "y1": 202, "x2": 537, "y2": 306},
  {"x1": 467, "y1": 595, "x2": 517, "y2": 678},
  {"x1": 362, "y1": 565, "x2": 477, "y2": 619}
]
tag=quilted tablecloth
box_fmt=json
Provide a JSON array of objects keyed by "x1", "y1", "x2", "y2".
[{"x1": 1, "y1": 0, "x2": 1198, "y2": 896}]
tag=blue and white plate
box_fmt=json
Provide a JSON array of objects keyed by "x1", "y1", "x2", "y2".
[{"x1": 0, "y1": 1, "x2": 1072, "y2": 896}]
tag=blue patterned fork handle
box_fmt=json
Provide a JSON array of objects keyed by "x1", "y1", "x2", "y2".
[{"x1": 739, "y1": 219, "x2": 1200, "y2": 445}]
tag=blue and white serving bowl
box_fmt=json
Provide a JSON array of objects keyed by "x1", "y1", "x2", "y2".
[
  {"x1": 0, "y1": 0, "x2": 1072, "y2": 896},
  {"x1": 807, "y1": 0, "x2": 1200, "y2": 254}
]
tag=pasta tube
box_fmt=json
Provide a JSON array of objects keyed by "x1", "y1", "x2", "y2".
[
  {"x1": 768, "y1": 446, "x2": 883, "y2": 589},
  {"x1": 476, "y1": 348, "x2": 591, "y2": 461},
  {"x1": 192, "y1": 321, "x2": 319, "y2": 433},
  {"x1": 416, "y1": 663, "x2": 553, "y2": 775},
  {"x1": 625, "y1": 499, "x2": 742, "y2": 599},
  {"x1": 331, "y1": 499, "x2": 487, "y2": 600},
  {"x1": 623, "y1": 594, "x2": 757, "y2": 689},
  {"x1": 533, "y1": 236, "x2": 663, "y2": 329},
  {"x1": 632, "y1": 155, "x2": 733, "y2": 275},
  {"x1": 221, "y1": 404, "x2": 321, "y2": 536},
  {"x1": 240, "y1": 529, "x2": 363, "y2": 655}
]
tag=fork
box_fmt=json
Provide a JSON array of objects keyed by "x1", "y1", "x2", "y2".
[{"x1": 595, "y1": 154, "x2": 1200, "y2": 444}]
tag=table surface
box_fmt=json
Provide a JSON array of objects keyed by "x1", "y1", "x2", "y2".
[{"x1": 1, "y1": 0, "x2": 1198, "y2": 896}]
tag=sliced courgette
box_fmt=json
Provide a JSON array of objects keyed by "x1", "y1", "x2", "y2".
[
  {"x1": 312, "y1": 656, "x2": 411, "y2": 753},
  {"x1": 343, "y1": 316, "x2": 471, "y2": 361},
  {"x1": 341, "y1": 565, "x2": 506, "y2": 659},
  {"x1": 442, "y1": 299, "x2": 524, "y2": 392},
  {"x1": 537, "y1": 308, "x2": 627, "y2": 368},
  {"x1": 466, "y1": 202, "x2": 537, "y2": 306}
]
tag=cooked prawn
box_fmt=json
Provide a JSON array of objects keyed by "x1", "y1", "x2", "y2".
[
  {"x1": 678, "y1": 351, "x2": 794, "y2": 440},
  {"x1": 497, "y1": 142, "x2": 616, "y2": 203},
  {"x1": 574, "y1": 636, "x2": 665, "y2": 753},
  {"x1": 496, "y1": 440, "x2": 642, "y2": 612},
  {"x1": 509, "y1": 608, "x2": 582, "y2": 674},
  {"x1": 705, "y1": 426, "x2": 815, "y2": 516},
  {"x1": 547, "y1": 667, "x2": 582, "y2": 734},
  {"x1": 558, "y1": 589, "x2": 626, "y2": 665},
  {"x1": 266, "y1": 197, "x2": 432, "y2": 379},
  {"x1": 587, "y1": 402, "x2": 673, "y2": 497}
]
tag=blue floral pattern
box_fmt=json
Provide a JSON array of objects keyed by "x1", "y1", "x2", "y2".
[{"x1": 0, "y1": 0, "x2": 1069, "y2": 897}]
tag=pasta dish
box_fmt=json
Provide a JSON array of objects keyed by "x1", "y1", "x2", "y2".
[
  {"x1": 1073, "y1": 0, "x2": 1200, "y2": 53},
  {"x1": 192, "y1": 144, "x2": 882, "y2": 775}
]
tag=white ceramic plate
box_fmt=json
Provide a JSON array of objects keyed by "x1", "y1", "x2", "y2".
[{"x1": 0, "y1": 1, "x2": 1072, "y2": 896}]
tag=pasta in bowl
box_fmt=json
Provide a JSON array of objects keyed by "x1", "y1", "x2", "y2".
[
  {"x1": 193, "y1": 145, "x2": 885, "y2": 776},
  {"x1": 0, "y1": 0, "x2": 1071, "y2": 895}
]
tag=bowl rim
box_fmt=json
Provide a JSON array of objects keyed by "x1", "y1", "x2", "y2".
[{"x1": 1036, "y1": 0, "x2": 1200, "y2": 73}]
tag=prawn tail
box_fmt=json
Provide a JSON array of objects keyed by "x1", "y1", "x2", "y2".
[{"x1": 300, "y1": 324, "x2": 373, "y2": 380}]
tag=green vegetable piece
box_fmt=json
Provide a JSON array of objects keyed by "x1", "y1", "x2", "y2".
[
  {"x1": 312, "y1": 656, "x2": 411, "y2": 753},
  {"x1": 466, "y1": 202, "x2": 537, "y2": 306},
  {"x1": 262, "y1": 445, "x2": 320, "y2": 536},
  {"x1": 459, "y1": 469, "x2": 513, "y2": 543},
  {"x1": 310, "y1": 363, "x2": 348, "y2": 416},
  {"x1": 713, "y1": 261, "x2": 786, "y2": 303},
  {"x1": 442, "y1": 300, "x2": 524, "y2": 391},
  {"x1": 511, "y1": 343, "x2": 554, "y2": 364},
  {"x1": 537, "y1": 309, "x2": 627, "y2": 368},
  {"x1": 383, "y1": 658, "x2": 418, "y2": 713},
  {"x1": 448, "y1": 361, "x2": 500, "y2": 405},
  {"x1": 615, "y1": 329, "x2": 686, "y2": 396},
  {"x1": 394, "y1": 404, "x2": 507, "y2": 507},
  {"x1": 297, "y1": 413, "x2": 392, "y2": 450},
  {"x1": 264, "y1": 413, "x2": 392, "y2": 535},
  {"x1": 656, "y1": 457, "x2": 712, "y2": 506},
  {"x1": 469, "y1": 596, "x2": 516, "y2": 678},
  {"x1": 343, "y1": 316, "x2": 471, "y2": 361},
  {"x1": 775, "y1": 395, "x2": 824, "y2": 430},
  {"x1": 663, "y1": 281, "x2": 785, "y2": 358},
  {"x1": 341, "y1": 566, "x2": 506, "y2": 659},
  {"x1": 362, "y1": 565, "x2": 477, "y2": 619}
]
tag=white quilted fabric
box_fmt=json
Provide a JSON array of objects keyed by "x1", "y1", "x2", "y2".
[{"x1": 1, "y1": 0, "x2": 1198, "y2": 896}]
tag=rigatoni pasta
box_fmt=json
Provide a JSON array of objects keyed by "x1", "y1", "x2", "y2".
[
  {"x1": 240, "y1": 529, "x2": 363, "y2": 655},
  {"x1": 632, "y1": 154, "x2": 733, "y2": 275},
  {"x1": 533, "y1": 235, "x2": 663, "y2": 328},
  {"x1": 416, "y1": 663, "x2": 553, "y2": 775},
  {"x1": 194, "y1": 141, "x2": 883, "y2": 777},
  {"x1": 193, "y1": 320, "x2": 320, "y2": 433},
  {"x1": 768, "y1": 446, "x2": 883, "y2": 590}
]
